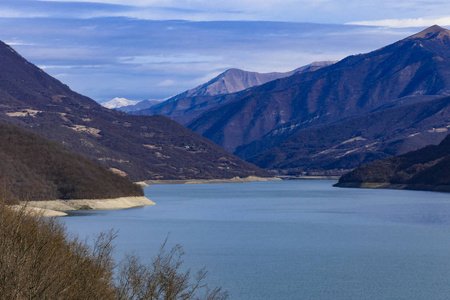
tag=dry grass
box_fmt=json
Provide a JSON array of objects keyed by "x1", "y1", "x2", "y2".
[{"x1": 0, "y1": 192, "x2": 228, "y2": 300}]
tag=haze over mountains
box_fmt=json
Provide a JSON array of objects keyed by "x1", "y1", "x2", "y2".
[
  {"x1": 129, "y1": 25, "x2": 450, "y2": 176},
  {"x1": 0, "y1": 40, "x2": 269, "y2": 181}
]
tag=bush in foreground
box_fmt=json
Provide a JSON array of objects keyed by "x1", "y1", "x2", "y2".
[{"x1": 0, "y1": 200, "x2": 228, "y2": 300}]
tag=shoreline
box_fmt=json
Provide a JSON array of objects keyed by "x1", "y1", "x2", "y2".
[
  {"x1": 277, "y1": 175, "x2": 340, "y2": 180},
  {"x1": 10, "y1": 205, "x2": 69, "y2": 218},
  {"x1": 142, "y1": 176, "x2": 282, "y2": 185},
  {"x1": 334, "y1": 182, "x2": 450, "y2": 193},
  {"x1": 13, "y1": 176, "x2": 339, "y2": 217},
  {"x1": 20, "y1": 196, "x2": 155, "y2": 217}
]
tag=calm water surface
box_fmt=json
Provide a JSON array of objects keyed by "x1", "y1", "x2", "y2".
[{"x1": 63, "y1": 180, "x2": 450, "y2": 300}]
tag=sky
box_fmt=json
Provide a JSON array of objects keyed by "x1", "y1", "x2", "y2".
[{"x1": 0, "y1": 0, "x2": 449, "y2": 102}]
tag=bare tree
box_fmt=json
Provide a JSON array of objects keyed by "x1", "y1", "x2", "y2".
[
  {"x1": 0, "y1": 193, "x2": 229, "y2": 300},
  {"x1": 115, "y1": 239, "x2": 229, "y2": 300}
]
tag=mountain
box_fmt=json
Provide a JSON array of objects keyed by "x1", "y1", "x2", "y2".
[
  {"x1": 119, "y1": 99, "x2": 163, "y2": 113},
  {"x1": 101, "y1": 97, "x2": 140, "y2": 109},
  {"x1": 334, "y1": 133, "x2": 450, "y2": 192},
  {"x1": 130, "y1": 62, "x2": 335, "y2": 124},
  {"x1": 186, "y1": 25, "x2": 450, "y2": 156},
  {"x1": 246, "y1": 96, "x2": 449, "y2": 175},
  {"x1": 167, "y1": 64, "x2": 331, "y2": 100},
  {"x1": 0, "y1": 123, "x2": 143, "y2": 202},
  {"x1": 0, "y1": 41, "x2": 269, "y2": 181}
]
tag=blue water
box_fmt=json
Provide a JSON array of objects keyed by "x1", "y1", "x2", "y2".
[{"x1": 62, "y1": 180, "x2": 450, "y2": 300}]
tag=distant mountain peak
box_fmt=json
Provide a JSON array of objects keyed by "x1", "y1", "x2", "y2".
[
  {"x1": 408, "y1": 25, "x2": 450, "y2": 40},
  {"x1": 102, "y1": 97, "x2": 140, "y2": 109},
  {"x1": 224, "y1": 68, "x2": 243, "y2": 73}
]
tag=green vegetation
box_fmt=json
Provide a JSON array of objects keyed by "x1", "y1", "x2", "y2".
[
  {"x1": 0, "y1": 123, "x2": 143, "y2": 202},
  {"x1": 0, "y1": 195, "x2": 228, "y2": 300}
]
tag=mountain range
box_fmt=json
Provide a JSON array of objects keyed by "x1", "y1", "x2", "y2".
[
  {"x1": 129, "y1": 61, "x2": 334, "y2": 123},
  {"x1": 128, "y1": 25, "x2": 450, "y2": 176},
  {"x1": 0, "y1": 40, "x2": 269, "y2": 181}
]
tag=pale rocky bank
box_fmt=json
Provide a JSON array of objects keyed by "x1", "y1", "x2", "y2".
[{"x1": 19, "y1": 196, "x2": 155, "y2": 217}]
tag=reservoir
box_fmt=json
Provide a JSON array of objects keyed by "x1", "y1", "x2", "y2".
[{"x1": 63, "y1": 180, "x2": 450, "y2": 299}]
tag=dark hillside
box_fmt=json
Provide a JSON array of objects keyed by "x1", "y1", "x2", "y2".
[
  {"x1": 335, "y1": 133, "x2": 450, "y2": 192},
  {"x1": 246, "y1": 96, "x2": 450, "y2": 175},
  {"x1": 180, "y1": 26, "x2": 450, "y2": 167},
  {"x1": 0, "y1": 123, "x2": 143, "y2": 201}
]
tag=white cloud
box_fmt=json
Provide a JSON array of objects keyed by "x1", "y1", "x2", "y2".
[
  {"x1": 0, "y1": 8, "x2": 47, "y2": 18},
  {"x1": 5, "y1": 41, "x2": 36, "y2": 46},
  {"x1": 156, "y1": 79, "x2": 176, "y2": 87},
  {"x1": 38, "y1": 64, "x2": 104, "y2": 70},
  {"x1": 39, "y1": 0, "x2": 323, "y2": 8},
  {"x1": 347, "y1": 17, "x2": 450, "y2": 28},
  {"x1": 37, "y1": 0, "x2": 333, "y2": 22},
  {"x1": 119, "y1": 54, "x2": 222, "y2": 65}
]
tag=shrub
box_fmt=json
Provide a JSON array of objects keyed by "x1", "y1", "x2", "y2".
[{"x1": 0, "y1": 197, "x2": 228, "y2": 300}]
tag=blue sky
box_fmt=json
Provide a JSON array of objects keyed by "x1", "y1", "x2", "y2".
[{"x1": 1, "y1": 0, "x2": 449, "y2": 102}]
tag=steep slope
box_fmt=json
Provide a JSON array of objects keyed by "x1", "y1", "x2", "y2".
[
  {"x1": 167, "y1": 65, "x2": 327, "y2": 99},
  {"x1": 0, "y1": 123, "x2": 143, "y2": 201},
  {"x1": 186, "y1": 25, "x2": 450, "y2": 154},
  {"x1": 131, "y1": 62, "x2": 334, "y2": 124},
  {"x1": 247, "y1": 96, "x2": 450, "y2": 175},
  {"x1": 335, "y1": 133, "x2": 450, "y2": 192},
  {"x1": 0, "y1": 41, "x2": 269, "y2": 181}
]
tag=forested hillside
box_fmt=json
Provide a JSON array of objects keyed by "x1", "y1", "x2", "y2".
[{"x1": 0, "y1": 123, "x2": 143, "y2": 202}]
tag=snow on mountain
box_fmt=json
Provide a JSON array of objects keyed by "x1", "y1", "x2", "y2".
[{"x1": 102, "y1": 97, "x2": 140, "y2": 109}]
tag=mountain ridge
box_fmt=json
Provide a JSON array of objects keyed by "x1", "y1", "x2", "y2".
[
  {"x1": 130, "y1": 61, "x2": 335, "y2": 123},
  {"x1": 187, "y1": 25, "x2": 450, "y2": 152},
  {"x1": 0, "y1": 40, "x2": 269, "y2": 181},
  {"x1": 177, "y1": 25, "x2": 450, "y2": 177}
]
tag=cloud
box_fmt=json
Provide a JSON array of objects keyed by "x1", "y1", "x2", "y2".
[
  {"x1": 0, "y1": 7, "x2": 47, "y2": 18},
  {"x1": 156, "y1": 79, "x2": 176, "y2": 87},
  {"x1": 347, "y1": 17, "x2": 450, "y2": 28},
  {"x1": 38, "y1": 64, "x2": 104, "y2": 70},
  {"x1": 0, "y1": 13, "x2": 427, "y2": 101},
  {"x1": 5, "y1": 41, "x2": 36, "y2": 46},
  {"x1": 8, "y1": 0, "x2": 450, "y2": 25},
  {"x1": 119, "y1": 54, "x2": 222, "y2": 65},
  {"x1": 33, "y1": 0, "x2": 345, "y2": 22}
]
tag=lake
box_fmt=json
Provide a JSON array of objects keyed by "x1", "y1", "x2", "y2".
[{"x1": 62, "y1": 180, "x2": 450, "y2": 300}]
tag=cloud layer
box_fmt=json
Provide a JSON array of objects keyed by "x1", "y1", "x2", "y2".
[
  {"x1": 0, "y1": 1, "x2": 447, "y2": 101},
  {"x1": 30, "y1": 0, "x2": 450, "y2": 25}
]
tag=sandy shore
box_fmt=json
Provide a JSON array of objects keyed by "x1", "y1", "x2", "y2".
[
  {"x1": 10, "y1": 205, "x2": 69, "y2": 217},
  {"x1": 277, "y1": 175, "x2": 340, "y2": 180},
  {"x1": 20, "y1": 196, "x2": 155, "y2": 217},
  {"x1": 143, "y1": 176, "x2": 282, "y2": 185}
]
